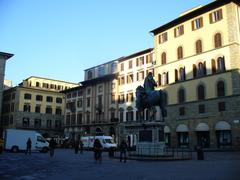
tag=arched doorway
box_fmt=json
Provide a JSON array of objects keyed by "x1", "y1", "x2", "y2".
[
  {"x1": 176, "y1": 124, "x2": 189, "y2": 147},
  {"x1": 195, "y1": 123, "x2": 210, "y2": 148},
  {"x1": 215, "y1": 121, "x2": 231, "y2": 148}
]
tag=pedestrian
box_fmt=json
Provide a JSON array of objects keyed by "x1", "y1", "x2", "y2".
[
  {"x1": 119, "y1": 140, "x2": 128, "y2": 163},
  {"x1": 79, "y1": 139, "x2": 84, "y2": 154},
  {"x1": 25, "y1": 138, "x2": 32, "y2": 155},
  {"x1": 74, "y1": 140, "x2": 79, "y2": 154},
  {"x1": 93, "y1": 139, "x2": 102, "y2": 163},
  {"x1": 49, "y1": 137, "x2": 56, "y2": 157}
]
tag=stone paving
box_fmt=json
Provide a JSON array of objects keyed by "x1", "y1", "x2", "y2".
[{"x1": 0, "y1": 149, "x2": 240, "y2": 180}]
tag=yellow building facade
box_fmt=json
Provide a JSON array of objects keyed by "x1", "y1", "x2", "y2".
[{"x1": 1, "y1": 76, "x2": 78, "y2": 137}]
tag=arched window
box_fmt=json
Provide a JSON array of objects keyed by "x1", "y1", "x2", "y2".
[
  {"x1": 162, "y1": 72, "x2": 169, "y2": 85},
  {"x1": 36, "y1": 82, "x2": 40, "y2": 87},
  {"x1": 179, "y1": 67, "x2": 186, "y2": 81},
  {"x1": 161, "y1": 52, "x2": 166, "y2": 64},
  {"x1": 177, "y1": 46, "x2": 183, "y2": 59},
  {"x1": 178, "y1": 88, "x2": 185, "y2": 103},
  {"x1": 175, "y1": 69, "x2": 178, "y2": 82},
  {"x1": 196, "y1": 40, "x2": 202, "y2": 54},
  {"x1": 193, "y1": 64, "x2": 197, "y2": 78},
  {"x1": 197, "y1": 62, "x2": 206, "y2": 76},
  {"x1": 217, "y1": 81, "x2": 225, "y2": 97},
  {"x1": 197, "y1": 84, "x2": 205, "y2": 100},
  {"x1": 217, "y1": 56, "x2": 225, "y2": 72},
  {"x1": 158, "y1": 74, "x2": 161, "y2": 86},
  {"x1": 212, "y1": 59, "x2": 216, "y2": 74},
  {"x1": 214, "y1": 33, "x2": 222, "y2": 48}
]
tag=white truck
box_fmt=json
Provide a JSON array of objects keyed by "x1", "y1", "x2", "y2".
[
  {"x1": 81, "y1": 136, "x2": 117, "y2": 150},
  {"x1": 4, "y1": 129, "x2": 49, "y2": 153}
]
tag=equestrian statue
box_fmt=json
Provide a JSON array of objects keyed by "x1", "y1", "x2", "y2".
[{"x1": 136, "y1": 72, "x2": 166, "y2": 121}]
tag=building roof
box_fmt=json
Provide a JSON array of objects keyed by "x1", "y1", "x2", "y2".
[
  {"x1": 60, "y1": 85, "x2": 83, "y2": 93},
  {"x1": 23, "y1": 76, "x2": 79, "y2": 85},
  {"x1": 80, "y1": 74, "x2": 118, "y2": 86},
  {"x1": 0, "y1": 52, "x2": 14, "y2": 60},
  {"x1": 150, "y1": 0, "x2": 240, "y2": 35},
  {"x1": 84, "y1": 57, "x2": 125, "y2": 71},
  {"x1": 118, "y1": 48, "x2": 153, "y2": 62}
]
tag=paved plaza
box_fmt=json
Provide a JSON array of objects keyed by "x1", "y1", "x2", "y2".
[{"x1": 0, "y1": 149, "x2": 240, "y2": 180}]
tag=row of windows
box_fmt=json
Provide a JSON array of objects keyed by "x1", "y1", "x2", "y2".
[
  {"x1": 160, "y1": 33, "x2": 222, "y2": 65},
  {"x1": 66, "y1": 90, "x2": 84, "y2": 99},
  {"x1": 120, "y1": 53, "x2": 153, "y2": 71},
  {"x1": 24, "y1": 93, "x2": 62, "y2": 103},
  {"x1": 23, "y1": 104, "x2": 62, "y2": 115},
  {"x1": 22, "y1": 118, "x2": 61, "y2": 128},
  {"x1": 158, "y1": 9, "x2": 223, "y2": 44},
  {"x1": 29, "y1": 81, "x2": 72, "y2": 91}
]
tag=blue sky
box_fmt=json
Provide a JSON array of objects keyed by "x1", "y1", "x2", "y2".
[{"x1": 0, "y1": 0, "x2": 212, "y2": 85}]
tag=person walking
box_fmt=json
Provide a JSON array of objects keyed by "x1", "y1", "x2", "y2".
[
  {"x1": 93, "y1": 139, "x2": 102, "y2": 163},
  {"x1": 119, "y1": 140, "x2": 128, "y2": 163},
  {"x1": 25, "y1": 138, "x2": 32, "y2": 155},
  {"x1": 79, "y1": 139, "x2": 83, "y2": 154},
  {"x1": 49, "y1": 137, "x2": 56, "y2": 157}
]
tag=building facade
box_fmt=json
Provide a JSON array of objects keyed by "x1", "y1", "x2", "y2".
[
  {"x1": 63, "y1": 59, "x2": 120, "y2": 141},
  {"x1": 1, "y1": 76, "x2": 78, "y2": 137},
  {"x1": 0, "y1": 52, "x2": 13, "y2": 131},
  {"x1": 150, "y1": 0, "x2": 240, "y2": 148}
]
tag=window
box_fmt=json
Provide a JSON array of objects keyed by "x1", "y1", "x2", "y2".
[
  {"x1": 23, "y1": 104, "x2": 31, "y2": 112},
  {"x1": 36, "y1": 95, "x2": 43, "y2": 101},
  {"x1": 35, "y1": 105, "x2": 41, "y2": 113},
  {"x1": 43, "y1": 83, "x2": 49, "y2": 88},
  {"x1": 146, "y1": 53, "x2": 153, "y2": 64},
  {"x1": 36, "y1": 82, "x2": 40, "y2": 87},
  {"x1": 127, "y1": 74, "x2": 134, "y2": 84},
  {"x1": 56, "y1": 107, "x2": 62, "y2": 115},
  {"x1": 158, "y1": 32, "x2": 168, "y2": 44},
  {"x1": 55, "y1": 120, "x2": 61, "y2": 128},
  {"x1": 209, "y1": 9, "x2": 223, "y2": 23},
  {"x1": 174, "y1": 25, "x2": 184, "y2": 37},
  {"x1": 87, "y1": 70, "x2": 93, "y2": 79},
  {"x1": 78, "y1": 90, "x2": 83, "y2": 96},
  {"x1": 111, "y1": 94, "x2": 116, "y2": 104},
  {"x1": 126, "y1": 111, "x2": 134, "y2": 122},
  {"x1": 158, "y1": 74, "x2": 161, "y2": 86},
  {"x1": 179, "y1": 67, "x2": 186, "y2": 81},
  {"x1": 110, "y1": 62, "x2": 117, "y2": 73},
  {"x1": 87, "y1": 88, "x2": 91, "y2": 95},
  {"x1": 56, "y1": 97, "x2": 62, "y2": 103},
  {"x1": 77, "y1": 99, "x2": 83, "y2": 108},
  {"x1": 46, "y1": 106, "x2": 52, "y2": 114},
  {"x1": 218, "y1": 102, "x2": 225, "y2": 111},
  {"x1": 34, "y1": 119, "x2": 41, "y2": 128},
  {"x1": 87, "y1": 97, "x2": 91, "y2": 107},
  {"x1": 128, "y1": 60, "x2": 132, "y2": 69},
  {"x1": 77, "y1": 113, "x2": 83, "y2": 124},
  {"x1": 24, "y1": 93, "x2": 31, "y2": 100},
  {"x1": 137, "y1": 71, "x2": 145, "y2": 81},
  {"x1": 120, "y1": 63, "x2": 124, "y2": 71},
  {"x1": 98, "y1": 66, "x2": 105, "y2": 77},
  {"x1": 212, "y1": 59, "x2": 217, "y2": 74},
  {"x1": 192, "y1": 17, "x2": 203, "y2": 30},
  {"x1": 179, "y1": 107, "x2": 185, "y2": 116},
  {"x1": 46, "y1": 120, "x2": 52, "y2": 128},
  {"x1": 66, "y1": 113, "x2": 70, "y2": 125},
  {"x1": 119, "y1": 111, "x2": 124, "y2": 123},
  {"x1": 217, "y1": 57, "x2": 225, "y2": 72},
  {"x1": 162, "y1": 72, "x2": 169, "y2": 85},
  {"x1": 136, "y1": 56, "x2": 144, "y2": 66},
  {"x1": 178, "y1": 88, "x2": 185, "y2": 103},
  {"x1": 71, "y1": 114, "x2": 76, "y2": 125},
  {"x1": 214, "y1": 33, "x2": 222, "y2": 48},
  {"x1": 118, "y1": 94, "x2": 125, "y2": 104},
  {"x1": 127, "y1": 92, "x2": 134, "y2": 102},
  {"x1": 98, "y1": 85, "x2": 103, "y2": 93},
  {"x1": 72, "y1": 92, "x2": 77, "y2": 98},
  {"x1": 111, "y1": 82, "x2": 116, "y2": 89},
  {"x1": 22, "y1": 118, "x2": 30, "y2": 127},
  {"x1": 196, "y1": 40, "x2": 202, "y2": 54},
  {"x1": 199, "y1": 104, "x2": 205, "y2": 114},
  {"x1": 161, "y1": 52, "x2": 166, "y2": 64},
  {"x1": 217, "y1": 81, "x2": 225, "y2": 97},
  {"x1": 193, "y1": 64, "x2": 197, "y2": 78},
  {"x1": 197, "y1": 62, "x2": 206, "y2": 77},
  {"x1": 197, "y1": 85, "x2": 205, "y2": 100},
  {"x1": 177, "y1": 46, "x2": 183, "y2": 59},
  {"x1": 119, "y1": 76, "x2": 125, "y2": 85},
  {"x1": 46, "y1": 96, "x2": 53, "y2": 102}
]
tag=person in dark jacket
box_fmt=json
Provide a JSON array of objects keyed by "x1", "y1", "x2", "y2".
[
  {"x1": 93, "y1": 139, "x2": 102, "y2": 163},
  {"x1": 49, "y1": 137, "x2": 56, "y2": 157},
  {"x1": 25, "y1": 138, "x2": 32, "y2": 155},
  {"x1": 119, "y1": 140, "x2": 128, "y2": 163}
]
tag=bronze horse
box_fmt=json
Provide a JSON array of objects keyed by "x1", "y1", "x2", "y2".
[{"x1": 135, "y1": 85, "x2": 166, "y2": 120}]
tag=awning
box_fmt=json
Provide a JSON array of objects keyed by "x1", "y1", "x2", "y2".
[
  {"x1": 215, "y1": 121, "x2": 231, "y2": 130},
  {"x1": 195, "y1": 123, "x2": 209, "y2": 131},
  {"x1": 176, "y1": 124, "x2": 189, "y2": 132},
  {"x1": 164, "y1": 126, "x2": 171, "y2": 133}
]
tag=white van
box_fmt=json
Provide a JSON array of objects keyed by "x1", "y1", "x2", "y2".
[
  {"x1": 4, "y1": 129, "x2": 49, "y2": 153},
  {"x1": 81, "y1": 136, "x2": 117, "y2": 150}
]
